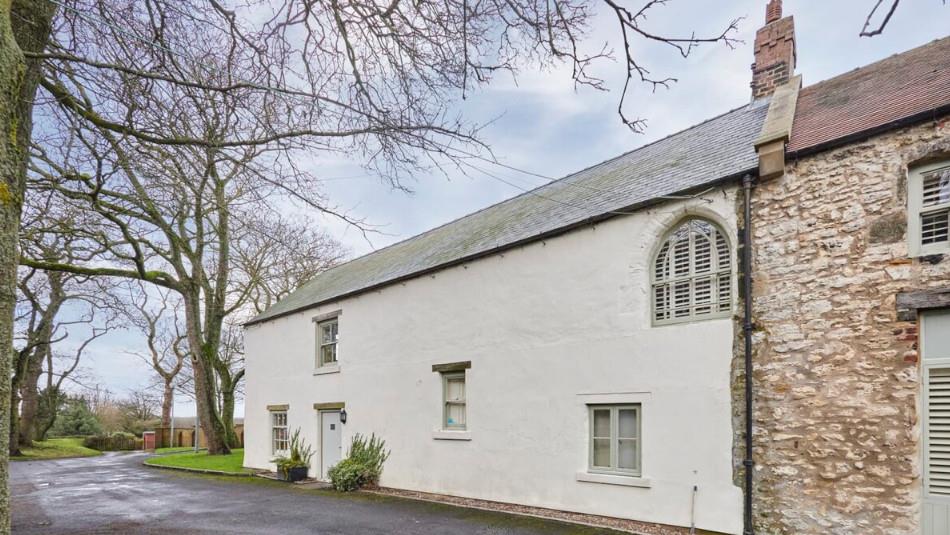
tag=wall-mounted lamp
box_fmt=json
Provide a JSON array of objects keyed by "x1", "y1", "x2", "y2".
[{"x1": 340, "y1": 409, "x2": 347, "y2": 424}]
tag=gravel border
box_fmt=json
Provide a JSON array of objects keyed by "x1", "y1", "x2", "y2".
[{"x1": 369, "y1": 487, "x2": 695, "y2": 535}]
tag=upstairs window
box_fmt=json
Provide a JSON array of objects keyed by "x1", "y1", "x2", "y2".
[
  {"x1": 652, "y1": 218, "x2": 732, "y2": 325},
  {"x1": 317, "y1": 318, "x2": 339, "y2": 367},
  {"x1": 909, "y1": 162, "x2": 950, "y2": 256}
]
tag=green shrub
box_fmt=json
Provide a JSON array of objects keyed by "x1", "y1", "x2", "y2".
[
  {"x1": 270, "y1": 429, "x2": 314, "y2": 478},
  {"x1": 83, "y1": 431, "x2": 142, "y2": 451},
  {"x1": 328, "y1": 433, "x2": 390, "y2": 492},
  {"x1": 49, "y1": 397, "x2": 101, "y2": 438}
]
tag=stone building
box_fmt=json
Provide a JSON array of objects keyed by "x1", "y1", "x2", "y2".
[
  {"x1": 746, "y1": 11, "x2": 950, "y2": 535},
  {"x1": 244, "y1": 2, "x2": 950, "y2": 534}
]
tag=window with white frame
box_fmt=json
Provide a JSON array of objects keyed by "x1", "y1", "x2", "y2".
[
  {"x1": 271, "y1": 411, "x2": 288, "y2": 455},
  {"x1": 652, "y1": 218, "x2": 732, "y2": 324},
  {"x1": 442, "y1": 372, "x2": 466, "y2": 430},
  {"x1": 317, "y1": 318, "x2": 338, "y2": 367},
  {"x1": 909, "y1": 161, "x2": 950, "y2": 256},
  {"x1": 589, "y1": 404, "x2": 640, "y2": 476}
]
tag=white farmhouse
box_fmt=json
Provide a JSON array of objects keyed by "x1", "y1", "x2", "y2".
[
  {"x1": 244, "y1": 85, "x2": 760, "y2": 535},
  {"x1": 244, "y1": 2, "x2": 950, "y2": 533}
]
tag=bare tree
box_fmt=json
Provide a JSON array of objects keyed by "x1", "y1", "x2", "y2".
[
  {"x1": 33, "y1": 322, "x2": 111, "y2": 440},
  {"x1": 25, "y1": 83, "x2": 354, "y2": 452},
  {"x1": 233, "y1": 215, "x2": 347, "y2": 315},
  {"x1": 11, "y1": 267, "x2": 66, "y2": 455},
  {"x1": 120, "y1": 285, "x2": 188, "y2": 429},
  {"x1": 10, "y1": 200, "x2": 116, "y2": 455}
]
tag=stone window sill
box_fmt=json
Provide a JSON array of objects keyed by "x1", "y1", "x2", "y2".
[
  {"x1": 313, "y1": 364, "x2": 341, "y2": 376},
  {"x1": 432, "y1": 430, "x2": 471, "y2": 441},
  {"x1": 575, "y1": 472, "x2": 651, "y2": 488}
]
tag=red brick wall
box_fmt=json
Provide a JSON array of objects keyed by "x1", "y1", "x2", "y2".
[{"x1": 751, "y1": 16, "x2": 796, "y2": 99}]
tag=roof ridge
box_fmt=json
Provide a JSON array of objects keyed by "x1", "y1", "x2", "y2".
[{"x1": 307, "y1": 99, "x2": 769, "y2": 282}]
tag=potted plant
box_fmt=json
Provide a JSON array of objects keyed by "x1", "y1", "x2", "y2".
[{"x1": 271, "y1": 428, "x2": 314, "y2": 482}]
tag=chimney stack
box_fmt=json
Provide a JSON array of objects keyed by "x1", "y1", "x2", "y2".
[{"x1": 751, "y1": 0, "x2": 796, "y2": 100}]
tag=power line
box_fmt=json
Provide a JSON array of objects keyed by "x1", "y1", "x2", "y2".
[
  {"x1": 471, "y1": 155, "x2": 715, "y2": 203},
  {"x1": 50, "y1": 0, "x2": 182, "y2": 58},
  {"x1": 463, "y1": 161, "x2": 713, "y2": 218},
  {"x1": 50, "y1": 0, "x2": 716, "y2": 215}
]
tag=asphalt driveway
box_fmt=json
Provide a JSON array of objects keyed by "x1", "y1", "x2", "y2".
[{"x1": 12, "y1": 452, "x2": 621, "y2": 534}]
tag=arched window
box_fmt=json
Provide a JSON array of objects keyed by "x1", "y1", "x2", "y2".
[{"x1": 652, "y1": 218, "x2": 732, "y2": 324}]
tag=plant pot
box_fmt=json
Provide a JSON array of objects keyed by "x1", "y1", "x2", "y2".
[{"x1": 278, "y1": 466, "x2": 308, "y2": 482}]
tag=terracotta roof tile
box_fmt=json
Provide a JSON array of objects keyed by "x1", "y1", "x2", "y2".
[{"x1": 788, "y1": 36, "x2": 950, "y2": 153}]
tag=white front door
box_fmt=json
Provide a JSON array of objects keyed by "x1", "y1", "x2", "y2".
[
  {"x1": 923, "y1": 309, "x2": 950, "y2": 535},
  {"x1": 320, "y1": 411, "x2": 343, "y2": 480}
]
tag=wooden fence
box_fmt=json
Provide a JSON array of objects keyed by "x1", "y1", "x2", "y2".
[
  {"x1": 83, "y1": 434, "x2": 143, "y2": 451},
  {"x1": 150, "y1": 424, "x2": 244, "y2": 449}
]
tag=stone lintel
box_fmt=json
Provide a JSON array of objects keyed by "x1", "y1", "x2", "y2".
[
  {"x1": 267, "y1": 404, "x2": 290, "y2": 411},
  {"x1": 313, "y1": 402, "x2": 345, "y2": 410},
  {"x1": 432, "y1": 361, "x2": 471, "y2": 373},
  {"x1": 896, "y1": 286, "x2": 950, "y2": 321},
  {"x1": 312, "y1": 309, "x2": 342, "y2": 323}
]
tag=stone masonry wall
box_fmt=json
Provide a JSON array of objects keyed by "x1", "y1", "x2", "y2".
[{"x1": 747, "y1": 117, "x2": 950, "y2": 534}]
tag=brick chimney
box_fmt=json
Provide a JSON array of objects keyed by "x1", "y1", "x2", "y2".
[{"x1": 751, "y1": 0, "x2": 796, "y2": 100}]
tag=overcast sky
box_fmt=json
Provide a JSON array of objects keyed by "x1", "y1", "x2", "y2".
[{"x1": 73, "y1": 0, "x2": 948, "y2": 418}]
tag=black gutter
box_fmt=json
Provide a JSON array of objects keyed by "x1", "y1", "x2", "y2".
[
  {"x1": 786, "y1": 104, "x2": 950, "y2": 161},
  {"x1": 741, "y1": 173, "x2": 755, "y2": 535},
  {"x1": 244, "y1": 168, "x2": 758, "y2": 326}
]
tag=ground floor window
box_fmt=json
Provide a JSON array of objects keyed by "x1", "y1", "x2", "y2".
[
  {"x1": 271, "y1": 410, "x2": 289, "y2": 455},
  {"x1": 588, "y1": 404, "x2": 641, "y2": 476}
]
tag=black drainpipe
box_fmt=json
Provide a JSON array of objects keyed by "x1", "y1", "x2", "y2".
[{"x1": 741, "y1": 173, "x2": 755, "y2": 535}]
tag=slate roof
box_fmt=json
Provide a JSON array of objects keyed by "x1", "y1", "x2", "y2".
[
  {"x1": 247, "y1": 98, "x2": 770, "y2": 325},
  {"x1": 788, "y1": 36, "x2": 950, "y2": 153}
]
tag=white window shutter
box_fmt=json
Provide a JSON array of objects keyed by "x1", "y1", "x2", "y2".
[
  {"x1": 911, "y1": 163, "x2": 950, "y2": 256},
  {"x1": 927, "y1": 368, "x2": 950, "y2": 496},
  {"x1": 651, "y1": 219, "x2": 732, "y2": 324},
  {"x1": 923, "y1": 169, "x2": 950, "y2": 207},
  {"x1": 922, "y1": 211, "x2": 950, "y2": 245}
]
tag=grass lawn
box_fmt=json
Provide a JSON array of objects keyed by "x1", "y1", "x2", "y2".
[
  {"x1": 12, "y1": 437, "x2": 102, "y2": 461},
  {"x1": 145, "y1": 448, "x2": 251, "y2": 474},
  {"x1": 154, "y1": 446, "x2": 197, "y2": 454}
]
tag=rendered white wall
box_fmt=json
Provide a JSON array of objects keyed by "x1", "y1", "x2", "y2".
[{"x1": 244, "y1": 188, "x2": 743, "y2": 534}]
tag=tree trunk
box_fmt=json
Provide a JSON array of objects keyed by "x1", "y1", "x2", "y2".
[
  {"x1": 9, "y1": 348, "x2": 29, "y2": 456},
  {"x1": 7, "y1": 379, "x2": 20, "y2": 457},
  {"x1": 192, "y1": 351, "x2": 229, "y2": 454},
  {"x1": 220, "y1": 384, "x2": 239, "y2": 448},
  {"x1": 16, "y1": 351, "x2": 42, "y2": 446},
  {"x1": 35, "y1": 388, "x2": 58, "y2": 442},
  {"x1": 3, "y1": 1, "x2": 55, "y2": 530},
  {"x1": 182, "y1": 292, "x2": 230, "y2": 454},
  {"x1": 161, "y1": 380, "x2": 173, "y2": 428},
  {"x1": 0, "y1": 8, "x2": 25, "y2": 531}
]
